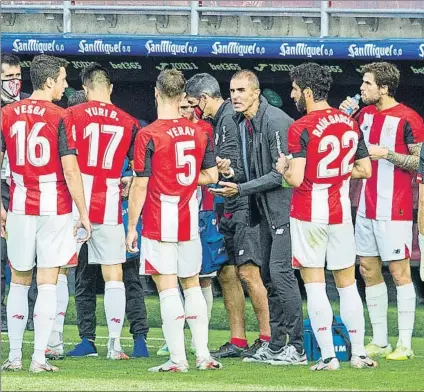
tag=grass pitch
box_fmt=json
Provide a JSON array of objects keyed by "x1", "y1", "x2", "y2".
[{"x1": 1, "y1": 297, "x2": 424, "y2": 391}]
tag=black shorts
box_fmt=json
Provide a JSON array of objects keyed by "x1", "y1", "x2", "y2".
[{"x1": 219, "y1": 209, "x2": 262, "y2": 267}]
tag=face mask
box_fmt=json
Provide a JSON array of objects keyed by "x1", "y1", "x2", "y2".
[{"x1": 1, "y1": 78, "x2": 22, "y2": 99}]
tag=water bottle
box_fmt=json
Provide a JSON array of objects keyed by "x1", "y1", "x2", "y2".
[
  {"x1": 77, "y1": 228, "x2": 88, "y2": 241},
  {"x1": 344, "y1": 94, "x2": 361, "y2": 115}
]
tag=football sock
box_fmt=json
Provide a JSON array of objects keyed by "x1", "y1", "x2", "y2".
[
  {"x1": 396, "y1": 283, "x2": 416, "y2": 350},
  {"x1": 338, "y1": 281, "x2": 366, "y2": 357},
  {"x1": 365, "y1": 282, "x2": 389, "y2": 347},
  {"x1": 160, "y1": 288, "x2": 186, "y2": 363},
  {"x1": 305, "y1": 283, "x2": 335, "y2": 360},
  {"x1": 259, "y1": 335, "x2": 271, "y2": 342},
  {"x1": 104, "y1": 281, "x2": 125, "y2": 351},
  {"x1": 49, "y1": 274, "x2": 69, "y2": 346},
  {"x1": 7, "y1": 283, "x2": 30, "y2": 361},
  {"x1": 184, "y1": 286, "x2": 210, "y2": 358},
  {"x1": 201, "y1": 285, "x2": 213, "y2": 323},
  {"x1": 230, "y1": 337, "x2": 248, "y2": 348},
  {"x1": 32, "y1": 284, "x2": 57, "y2": 364}
]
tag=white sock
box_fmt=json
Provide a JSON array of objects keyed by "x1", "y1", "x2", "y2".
[
  {"x1": 338, "y1": 281, "x2": 366, "y2": 357},
  {"x1": 104, "y1": 281, "x2": 126, "y2": 352},
  {"x1": 396, "y1": 283, "x2": 416, "y2": 350},
  {"x1": 7, "y1": 283, "x2": 30, "y2": 361},
  {"x1": 305, "y1": 283, "x2": 335, "y2": 360},
  {"x1": 32, "y1": 284, "x2": 57, "y2": 364},
  {"x1": 184, "y1": 286, "x2": 210, "y2": 358},
  {"x1": 201, "y1": 285, "x2": 213, "y2": 323},
  {"x1": 49, "y1": 274, "x2": 69, "y2": 346},
  {"x1": 159, "y1": 288, "x2": 186, "y2": 363},
  {"x1": 365, "y1": 282, "x2": 389, "y2": 347}
]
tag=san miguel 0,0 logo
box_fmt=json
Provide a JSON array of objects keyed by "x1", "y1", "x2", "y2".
[
  {"x1": 145, "y1": 40, "x2": 198, "y2": 55},
  {"x1": 279, "y1": 43, "x2": 334, "y2": 58},
  {"x1": 211, "y1": 41, "x2": 266, "y2": 57},
  {"x1": 348, "y1": 44, "x2": 403, "y2": 58},
  {"x1": 78, "y1": 40, "x2": 131, "y2": 55},
  {"x1": 12, "y1": 39, "x2": 65, "y2": 53}
]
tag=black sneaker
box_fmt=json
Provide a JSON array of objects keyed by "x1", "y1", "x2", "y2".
[
  {"x1": 211, "y1": 342, "x2": 247, "y2": 359},
  {"x1": 241, "y1": 339, "x2": 267, "y2": 359}
]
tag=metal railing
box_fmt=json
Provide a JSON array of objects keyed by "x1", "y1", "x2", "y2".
[{"x1": 2, "y1": 0, "x2": 424, "y2": 36}]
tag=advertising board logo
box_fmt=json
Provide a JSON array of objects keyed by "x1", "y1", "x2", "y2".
[
  {"x1": 208, "y1": 63, "x2": 241, "y2": 71},
  {"x1": 279, "y1": 43, "x2": 333, "y2": 58},
  {"x1": 78, "y1": 40, "x2": 131, "y2": 55},
  {"x1": 155, "y1": 62, "x2": 198, "y2": 71},
  {"x1": 419, "y1": 44, "x2": 424, "y2": 58},
  {"x1": 211, "y1": 41, "x2": 266, "y2": 57},
  {"x1": 348, "y1": 44, "x2": 402, "y2": 58},
  {"x1": 12, "y1": 39, "x2": 65, "y2": 53},
  {"x1": 146, "y1": 40, "x2": 198, "y2": 56}
]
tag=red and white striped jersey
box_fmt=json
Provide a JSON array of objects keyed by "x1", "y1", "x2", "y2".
[
  {"x1": 134, "y1": 117, "x2": 216, "y2": 242},
  {"x1": 66, "y1": 101, "x2": 139, "y2": 225},
  {"x1": 357, "y1": 104, "x2": 424, "y2": 221},
  {"x1": 288, "y1": 108, "x2": 368, "y2": 224},
  {"x1": 1, "y1": 99, "x2": 76, "y2": 215}
]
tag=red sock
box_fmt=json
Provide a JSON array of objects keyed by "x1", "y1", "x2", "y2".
[
  {"x1": 230, "y1": 337, "x2": 248, "y2": 348},
  {"x1": 259, "y1": 335, "x2": 271, "y2": 342}
]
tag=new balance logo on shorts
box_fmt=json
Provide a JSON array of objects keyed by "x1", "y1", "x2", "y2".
[
  {"x1": 317, "y1": 327, "x2": 327, "y2": 332},
  {"x1": 12, "y1": 314, "x2": 24, "y2": 320},
  {"x1": 110, "y1": 318, "x2": 121, "y2": 324},
  {"x1": 275, "y1": 228, "x2": 284, "y2": 235}
]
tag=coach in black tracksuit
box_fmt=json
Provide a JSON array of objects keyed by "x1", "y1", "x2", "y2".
[{"x1": 214, "y1": 71, "x2": 304, "y2": 364}]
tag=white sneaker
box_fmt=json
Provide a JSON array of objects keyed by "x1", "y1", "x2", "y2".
[
  {"x1": 1, "y1": 358, "x2": 22, "y2": 372},
  {"x1": 267, "y1": 345, "x2": 308, "y2": 366},
  {"x1": 350, "y1": 355, "x2": 378, "y2": 369},
  {"x1": 148, "y1": 359, "x2": 189, "y2": 373},
  {"x1": 46, "y1": 343, "x2": 65, "y2": 360},
  {"x1": 107, "y1": 338, "x2": 129, "y2": 360},
  {"x1": 310, "y1": 357, "x2": 340, "y2": 371},
  {"x1": 242, "y1": 342, "x2": 274, "y2": 363},
  {"x1": 196, "y1": 356, "x2": 223, "y2": 370},
  {"x1": 29, "y1": 360, "x2": 59, "y2": 373}
]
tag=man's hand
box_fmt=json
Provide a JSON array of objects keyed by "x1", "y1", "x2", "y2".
[
  {"x1": 208, "y1": 181, "x2": 239, "y2": 197},
  {"x1": 276, "y1": 153, "x2": 288, "y2": 175},
  {"x1": 121, "y1": 176, "x2": 133, "y2": 198},
  {"x1": 216, "y1": 156, "x2": 232, "y2": 176},
  {"x1": 368, "y1": 144, "x2": 389, "y2": 160},
  {"x1": 339, "y1": 96, "x2": 360, "y2": 116},
  {"x1": 126, "y1": 228, "x2": 139, "y2": 253},
  {"x1": 73, "y1": 215, "x2": 92, "y2": 243},
  {"x1": 1, "y1": 205, "x2": 7, "y2": 238}
]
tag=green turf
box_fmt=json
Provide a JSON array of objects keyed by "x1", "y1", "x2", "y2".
[{"x1": 1, "y1": 298, "x2": 424, "y2": 391}]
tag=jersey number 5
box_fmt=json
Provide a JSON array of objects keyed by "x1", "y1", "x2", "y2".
[
  {"x1": 11, "y1": 121, "x2": 50, "y2": 167},
  {"x1": 84, "y1": 123, "x2": 124, "y2": 169},
  {"x1": 317, "y1": 131, "x2": 358, "y2": 178},
  {"x1": 175, "y1": 141, "x2": 196, "y2": 186}
]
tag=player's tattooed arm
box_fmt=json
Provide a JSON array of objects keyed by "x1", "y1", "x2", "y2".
[{"x1": 386, "y1": 143, "x2": 422, "y2": 171}]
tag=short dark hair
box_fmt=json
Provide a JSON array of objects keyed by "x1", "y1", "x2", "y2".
[
  {"x1": 156, "y1": 69, "x2": 186, "y2": 100},
  {"x1": 1, "y1": 53, "x2": 20, "y2": 68},
  {"x1": 30, "y1": 54, "x2": 69, "y2": 91},
  {"x1": 80, "y1": 62, "x2": 111, "y2": 90},
  {"x1": 361, "y1": 62, "x2": 400, "y2": 97},
  {"x1": 67, "y1": 90, "x2": 87, "y2": 107},
  {"x1": 185, "y1": 73, "x2": 222, "y2": 99},
  {"x1": 289, "y1": 63, "x2": 332, "y2": 102},
  {"x1": 231, "y1": 70, "x2": 260, "y2": 90}
]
